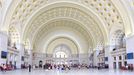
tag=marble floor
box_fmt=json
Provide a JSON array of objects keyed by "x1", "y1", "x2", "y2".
[{"x1": 0, "y1": 69, "x2": 134, "y2": 75}]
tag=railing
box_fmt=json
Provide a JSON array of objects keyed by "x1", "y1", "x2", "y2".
[
  {"x1": 7, "y1": 46, "x2": 19, "y2": 53},
  {"x1": 111, "y1": 48, "x2": 126, "y2": 55}
]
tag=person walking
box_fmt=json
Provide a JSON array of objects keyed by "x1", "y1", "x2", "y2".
[
  {"x1": 28, "y1": 64, "x2": 32, "y2": 72},
  {"x1": 1, "y1": 64, "x2": 7, "y2": 72},
  {"x1": 0, "y1": 64, "x2": 3, "y2": 72}
]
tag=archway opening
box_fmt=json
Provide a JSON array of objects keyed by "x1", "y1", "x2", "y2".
[{"x1": 53, "y1": 44, "x2": 71, "y2": 65}]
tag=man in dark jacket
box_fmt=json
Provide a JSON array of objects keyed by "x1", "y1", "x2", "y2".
[{"x1": 28, "y1": 64, "x2": 32, "y2": 72}]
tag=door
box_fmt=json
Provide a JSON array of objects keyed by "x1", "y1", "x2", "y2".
[
  {"x1": 113, "y1": 62, "x2": 116, "y2": 69},
  {"x1": 118, "y1": 62, "x2": 122, "y2": 69}
]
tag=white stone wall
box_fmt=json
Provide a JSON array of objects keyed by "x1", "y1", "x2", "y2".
[
  {"x1": 15, "y1": 43, "x2": 25, "y2": 68},
  {"x1": 111, "y1": 48, "x2": 126, "y2": 69},
  {"x1": 126, "y1": 35, "x2": 134, "y2": 65},
  {"x1": 92, "y1": 50, "x2": 99, "y2": 66},
  {"x1": 0, "y1": 32, "x2": 8, "y2": 64},
  {"x1": 32, "y1": 53, "x2": 90, "y2": 66}
]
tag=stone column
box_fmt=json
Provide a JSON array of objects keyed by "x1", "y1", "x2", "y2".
[
  {"x1": 16, "y1": 43, "x2": 25, "y2": 69},
  {"x1": 92, "y1": 50, "x2": 99, "y2": 67},
  {"x1": 105, "y1": 45, "x2": 116, "y2": 69},
  {"x1": 28, "y1": 49, "x2": 33, "y2": 65}
]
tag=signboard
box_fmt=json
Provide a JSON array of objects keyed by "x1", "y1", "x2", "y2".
[
  {"x1": 105, "y1": 57, "x2": 108, "y2": 61},
  {"x1": 1, "y1": 51, "x2": 7, "y2": 59},
  {"x1": 127, "y1": 53, "x2": 133, "y2": 59}
]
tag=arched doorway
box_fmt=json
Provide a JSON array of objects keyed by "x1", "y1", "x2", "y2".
[{"x1": 53, "y1": 44, "x2": 71, "y2": 65}]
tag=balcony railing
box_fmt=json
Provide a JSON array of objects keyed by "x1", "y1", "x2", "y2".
[
  {"x1": 111, "y1": 48, "x2": 126, "y2": 55},
  {"x1": 7, "y1": 46, "x2": 19, "y2": 53}
]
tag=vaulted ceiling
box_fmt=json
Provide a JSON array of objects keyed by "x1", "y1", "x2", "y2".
[{"x1": 0, "y1": 0, "x2": 134, "y2": 54}]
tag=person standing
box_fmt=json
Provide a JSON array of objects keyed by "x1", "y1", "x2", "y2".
[
  {"x1": 3, "y1": 64, "x2": 7, "y2": 72},
  {"x1": 28, "y1": 64, "x2": 32, "y2": 72},
  {"x1": 0, "y1": 64, "x2": 3, "y2": 72}
]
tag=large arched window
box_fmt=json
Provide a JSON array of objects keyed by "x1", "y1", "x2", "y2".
[
  {"x1": 111, "y1": 30, "x2": 126, "y2": 50},
  {"x1": 24, "y1": 40, "x2": 30, "y2": 50},
  {"x1": 55, "y1": 51, "x2": 68, "y2": 58},
  {"x1": 8, "y1": 26, "x2": 20, "y2": 48},
  {"x1": 53, "y1": 44, "x2": 71, "y2": 58},
  {"x1": 24, "y1": 39, "x2": 30, "y2": 54}
]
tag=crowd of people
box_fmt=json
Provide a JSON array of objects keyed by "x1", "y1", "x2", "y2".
[
  {"x1": 22, "y1": 63, "x2": 134, "y2": 72},
  {"x1": 0, "y1": 64, "x2": 14, "y2": 72},
  {"x1": 120, "y1": 64, "x2": 133, "y2": 71},
  {"x1": 32, "y1": 63, "x2": 90, "y2": 71},
  {"x1": 0, "y1": 63, "x2": 115, "y2": 72},
  {"x1": 1, "y1": 63, "x2": 133, "y2": 73}
]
